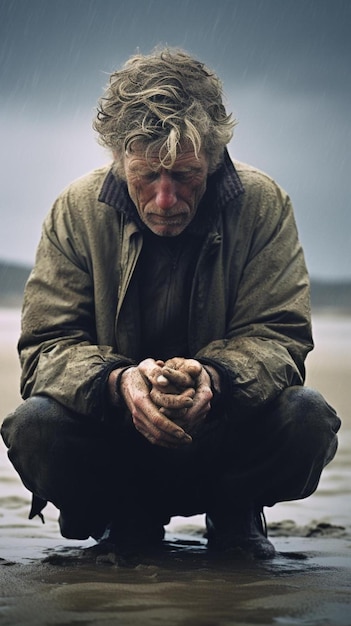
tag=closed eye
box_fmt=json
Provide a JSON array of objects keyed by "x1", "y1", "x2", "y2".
[
  {"x1": 172, "y1": 172, "x2": 193, "y2": 183},
  {"x1": 140, "y1": 171, "x2": 159, "y2": 182}
]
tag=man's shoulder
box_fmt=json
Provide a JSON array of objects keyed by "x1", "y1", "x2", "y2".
[
  {"x1": 59, "y1": 163, "x2": 112, "y2": 201},
  {"x1": 232, "y1": 159, "x2": 289, "y2": 206},
  {"x1": 233, "y1": 159, "x2": 283, "y2": 189},
  {"x1": 46, "y1": 164, "x2": 117, "y2": 234}
]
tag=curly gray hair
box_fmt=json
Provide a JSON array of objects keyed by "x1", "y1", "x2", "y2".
[{"x1": 93, "y1": 48, "x2": 235, "y2": 174}]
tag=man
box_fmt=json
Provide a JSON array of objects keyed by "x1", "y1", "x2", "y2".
[{"x1": 1, "y1": 48, "x2": 341, "y2": 560}]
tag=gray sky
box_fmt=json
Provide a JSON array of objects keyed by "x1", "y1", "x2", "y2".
[{"x1": 1, "y1": 0, "x2": 350, "y2": 280}]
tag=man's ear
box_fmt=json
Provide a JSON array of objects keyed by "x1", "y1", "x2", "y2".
[{"x1": 112, "y1": 152, "x2": 126, "y2": 180}]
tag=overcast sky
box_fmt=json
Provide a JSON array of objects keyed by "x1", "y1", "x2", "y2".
[{"x1": 1, "y1": 0, "x2": 350, "y2": 280}]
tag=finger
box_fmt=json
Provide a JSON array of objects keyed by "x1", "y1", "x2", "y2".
[
  {"x1": 162, "y1": 357, "x2": 185, "y2": 370},
  {"x1": 133, "y1": 418, "x2": 191, "y2": 448},
  {"x1": 185, "y1": 397, "x2": 212, "y2": 423},
  {"x1": 132, "y1": 409, "x2": 192, "y2": 447},
  {"x1": 158, "y1": 367, "x2": 194, "y2": 388},
  {"x1": 153, "y1": 377, "x2": 179, "y2": 392},
  {"x1": 155, "y1": 373, "x2": 173, "y2": 387},
  {"x1": 180, "y1": 359, "x2": 203, "y2": 379},
  {"x1": 164, "y1": 358, "x2": 202, "y2": 378},
  {"x1": 150, "y1": 387, "x2": 195, "y2": 409},
  {"x1": 182, "y1": 379, "x2": 213, "y2": 423},
  {"x1": 159, "y1": 406, "x2": 189, "y2": 419},
  {"x1": 138, "y1": 358, "x2": 164, "y2": 386}
]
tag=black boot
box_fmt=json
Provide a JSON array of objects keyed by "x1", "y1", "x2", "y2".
[
  {"x1": 95, "y1": 515, "x2": 168, "y2": 555},
  {"x1": 206, "y1": 503, "x2": 276, "y2": 560}
]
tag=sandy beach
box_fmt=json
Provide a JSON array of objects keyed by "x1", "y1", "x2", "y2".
[{"x1": 0, "y1": 308, "x2": 350, "y2": 625}]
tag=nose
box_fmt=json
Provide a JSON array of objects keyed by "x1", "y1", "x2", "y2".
[{"x1": 155, "y1": 173, "x2": 177, "y2": 210}]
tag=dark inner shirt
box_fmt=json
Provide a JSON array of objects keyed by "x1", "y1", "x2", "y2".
[{"x1": 135, "y1": 230, "x2": 203, "y2": 361}]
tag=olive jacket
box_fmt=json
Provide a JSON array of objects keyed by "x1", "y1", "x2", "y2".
[{"x1": 18, "y1": 153, "x2": 313, "y2": 419}]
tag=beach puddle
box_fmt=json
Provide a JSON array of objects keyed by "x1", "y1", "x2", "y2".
[{"x1": 1, "y1": 532, "x2": 350, "y2": 626}]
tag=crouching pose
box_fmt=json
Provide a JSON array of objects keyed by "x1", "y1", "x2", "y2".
[{"x1": 1, "y1": 48, "x2": 341, "y2": 559}]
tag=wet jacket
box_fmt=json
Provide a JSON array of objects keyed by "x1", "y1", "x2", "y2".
[{"x1": 18, "y1": 153, "x2": 313, "y2": 419}]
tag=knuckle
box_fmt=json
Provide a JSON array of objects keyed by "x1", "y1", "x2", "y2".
[
  {"x1": 131, "y1": 411, "x2": 141, "y2": 427},
  {"x1": 152, "y1": 431, "x2": 163, "y2": 445},
  {"x1": 147, "y1": 433, "x2": 158, "y2": 445},
  {"x1": 152, "y1": 414, "x2": 167, "y2": 429}
]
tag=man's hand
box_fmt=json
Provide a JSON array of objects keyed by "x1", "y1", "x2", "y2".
[
  {"x1": 108, "y1": 357, "x2": 221, "y2": 447},
  {"x1": 108, "y1": 359, "x2": 193, "y2": 448},
  {"x1": 151, "y1": 358, "x2": 219, "y2": 436}
]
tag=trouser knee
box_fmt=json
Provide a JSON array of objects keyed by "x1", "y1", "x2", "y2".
[
  {"x1": 2, "y1": 397, "x2": 80, "y2": 499},
  {"x1": 258, "y1": 385, "x2": 341, "y2": 503},
  {"x1": 1, "y1": 395, "x2": 87, "y2": 476},
  {"x1": 215, "y1": 385, "x2": 341, "y2": 507},
  {"x1": 273, "y1": 385, "x2": 341, "y2": 463}
]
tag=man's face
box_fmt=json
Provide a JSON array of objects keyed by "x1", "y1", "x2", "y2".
[{"x1": 122, "y1": 147, "x2": 209, "y2": 237}]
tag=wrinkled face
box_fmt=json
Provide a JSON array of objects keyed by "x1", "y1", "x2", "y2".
[{"x1": 122, "y1": 147, "x2": 209, "y2": 237}]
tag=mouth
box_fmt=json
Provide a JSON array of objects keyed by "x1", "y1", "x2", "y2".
[
  {"x1": 148, "y1": 213, "x2": 187, "y2": 225},
  {"x1": 145, "y1": 213, "x2": 190, "y2": 236}
]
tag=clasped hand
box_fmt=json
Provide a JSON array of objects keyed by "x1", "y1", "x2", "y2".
[{"x1": 117, "y1": 357, "x2": 213, "y2": 448}]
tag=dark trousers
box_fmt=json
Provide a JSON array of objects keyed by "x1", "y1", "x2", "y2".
[{"x1": 1, "y1": 386, "x2": 341, "y2": 540}]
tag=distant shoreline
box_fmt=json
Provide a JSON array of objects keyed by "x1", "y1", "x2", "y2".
[{"x1": 1, "y1": 260, "x2": 351, "y2": 313}]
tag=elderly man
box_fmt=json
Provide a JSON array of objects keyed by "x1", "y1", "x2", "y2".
[{"x1": 1, "y1": 48, "x2": 340, "y2": 560}]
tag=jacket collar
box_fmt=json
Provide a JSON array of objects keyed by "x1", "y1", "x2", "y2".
[
  {"x1": 211, "y1": 148, "x2": 245, "y2": 205},
  {"x1": 98, "y1": 148, "x2": 245, "y2": 231}
]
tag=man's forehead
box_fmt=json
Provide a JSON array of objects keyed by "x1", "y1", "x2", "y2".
[{"x1": 125, "y1": 147, "x2": 207, "y2": 170}]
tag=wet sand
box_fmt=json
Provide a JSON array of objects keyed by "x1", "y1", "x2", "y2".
[{"x1": 0, "y1": 309, "x2": 350, "y2": 626}]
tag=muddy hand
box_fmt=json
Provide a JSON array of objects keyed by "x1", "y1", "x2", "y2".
[
  {"x1": 119, "y1": 360, "x2": 193, "y2": 448},
  {"x1": 156, "y1": 357, "x2": 202, "y2": 389},
  {"x1": 153, "y1": 359, "x2": 212, "y2": 434}
]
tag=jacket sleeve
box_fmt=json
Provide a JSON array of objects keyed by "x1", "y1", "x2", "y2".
[
  {"x1": 18, "y1": 188, "x2": 134, "y2": 419},
  {"x1": 196, "y1": 171, "x2": 314, "y2": 410}
]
